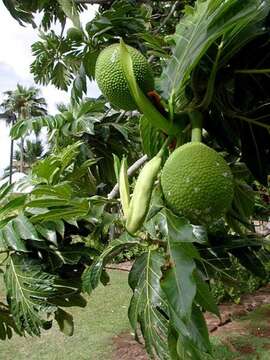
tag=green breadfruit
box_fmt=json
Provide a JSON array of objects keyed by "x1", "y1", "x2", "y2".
[
  {"x1": 161, "y1": 142, "x2": 234, "y2": 225},
  {"x1": 95, "y1": 43, "x2": 154, "y2": 110}
]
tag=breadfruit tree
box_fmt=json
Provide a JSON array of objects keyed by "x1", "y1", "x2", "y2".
[{"x1": 1, "y1": 1, "x2": 270, "y2": 359}]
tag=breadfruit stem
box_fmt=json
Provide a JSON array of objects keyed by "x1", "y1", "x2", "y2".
[
  {"x1": 160, "y1": 136, "x2": 172, "y2": 154},
  {"x1": 190, "y1": 111, "x2": 203, "y2": 142},
  {"x1": 119, "y1": 39, "x2": 181, "y2": 136}
]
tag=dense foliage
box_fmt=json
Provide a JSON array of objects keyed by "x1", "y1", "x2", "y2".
[{"x1": 1, "y1": 0, "x2": 270, "y2": 359}]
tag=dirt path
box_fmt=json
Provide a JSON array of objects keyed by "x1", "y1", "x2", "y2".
[{"x1": 112, "y1": 284, "x2": 270, "y2": 360}]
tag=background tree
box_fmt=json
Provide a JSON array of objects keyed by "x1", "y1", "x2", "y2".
[
  {"x1": 14, "y1": 140, "x2": 43, "y2": 170},
  {"x1": 0, "y1": 112, "x2": 16, "y2": 184},
  {"x1": 1, "y1": 84, "x2": 47, "y2": 174},
  {"x1": 11, "y1": 98, "x2": 141, "y2": 193}
]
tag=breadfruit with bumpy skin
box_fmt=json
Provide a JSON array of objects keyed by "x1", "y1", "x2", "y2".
[
  {"x1": 161, "y1": 142, "x2": 234, "y2": 225},
  {"x1": 95, "y1": 44, "x2": 154, "y2": 110}
]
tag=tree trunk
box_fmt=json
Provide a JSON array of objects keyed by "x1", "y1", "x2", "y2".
[
  {"x1": 9, "y1": 115, "x2": 16, "y2": 185},
  {"x1": 19, "y1": 109, "x2": 26, "y2": 174},
  {"x1": 20, "y1": 137, "x2": 24, "y2": 173},
  {"x1": 9, "y1": 139, "x2": 14, "y2": 185}
]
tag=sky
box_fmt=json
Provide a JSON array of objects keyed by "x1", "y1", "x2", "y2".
[{"x1": 0, "y1": 2, "x2": 100, "y2": 175}]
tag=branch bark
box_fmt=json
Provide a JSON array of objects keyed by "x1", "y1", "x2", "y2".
[
  {"x1": 75, "y1": 0, "x2": 175, "y2": 4},
  {"x1": 75, "y1": 0, "x2": 113, "y2": 4},
  {"x1": 107, "y1": 154, "x2": 148, "y2": 199},
  {"x1": 154, "y1": 0, "x2": 179, "y2": 33}
]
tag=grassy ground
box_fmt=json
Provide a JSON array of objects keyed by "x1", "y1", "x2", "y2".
[
  {"x1": 0, "y1": 270, "x2": 131, "y2": 360},
  {"x1": 204, "y1": 305, "x2": 270, "y2": 359},
  {"x1": 2, "y1": 267, "x2": 270, "y2": 360}
]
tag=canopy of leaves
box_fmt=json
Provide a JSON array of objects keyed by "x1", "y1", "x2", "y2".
[
  {"x1": 0, "y1": 143, "x2": 117, "y2": 338},
  {"x1": 10, "y1": 98, "x2": 140, "y2": 191},
  {"x1": 2, "y1": 0, "x2": 86, "y2": 29}
]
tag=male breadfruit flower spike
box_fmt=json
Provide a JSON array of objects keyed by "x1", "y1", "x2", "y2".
[
  {"x1": 126, "y1": 139, "x2": 171, "y2": 235},
  {"x1": 119, "y1": 157, "x2": 130, "y2": 219}
]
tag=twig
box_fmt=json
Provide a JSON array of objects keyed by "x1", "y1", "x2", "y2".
[
  {"x1": 148, "y1": 55, "x2": 155, "y2": 63},
  {"x1": 75, "y1": 0, "x2": 176, "y2": 3},
  {"x1": 232, "y1": 114, "x2": 270, "y2": 130},
  {"x1": 107, "y1": 154, "x2": 148, "y2": 199},
  {"x1": 105, "y1": 265, "x2": 131, "y2": 272},
  {"x1": 235, "y1": 68, "x2": 270, "y2": 75},
  {"x1": 154, "y1": 0, "x2": 179, "y2": 34},
  {"x1": 99, "y1": 107, "x2": 112, "y2": 121},
  {"x1": 75, "y1": 0, "x2": 111, "y2": 4},
  {"x1": 115, "y1": 110, "x2": 126, "y2": 123}
]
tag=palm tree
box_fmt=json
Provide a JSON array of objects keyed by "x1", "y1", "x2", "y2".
[
  {"x1": 14, "y1": 140, "x2": 43, "y2": 170},
  {"x1": 0, "y1": 112, "x2": 17, "y2": 184},
  {"x1": 1, "y1": 84, "x2": 47, "y2": 179}
]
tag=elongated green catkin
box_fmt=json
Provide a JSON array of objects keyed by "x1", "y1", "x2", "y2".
[
  {"x1": 119, "y1": 157, "x2": 130, "y2": 219},
  {"x1": 126, "y1": 153, "x2": 163, "y2": 235}
]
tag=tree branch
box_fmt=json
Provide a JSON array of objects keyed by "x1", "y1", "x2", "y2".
[
  {"x1": 154, "y1": 0, "x2": 179, "y2": 34},
  {"x1": 107, "y1": 154, "x2": 148, "y2": 199},
  {"x1": 75, "y1": 0, "x2": 111, "y2": 4},
  {"x1": 75, "y1": 0, "x2": 176, "y2": 4}
]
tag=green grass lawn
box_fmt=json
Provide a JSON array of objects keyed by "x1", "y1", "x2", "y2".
[
  {"x1": 2, "y1": 267, "x2": 270, "y2": 360},
  {"x1": 204, "y1": 305, "x2": 270, "y2": 360},
  {"x1": 0, "y1": 270, "x2": 131, "y2": 360}
]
